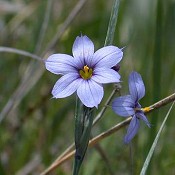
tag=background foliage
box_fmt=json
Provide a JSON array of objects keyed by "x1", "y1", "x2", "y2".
[{"x1": 0, "y1": 0, "x2": 175, "y2": 174}]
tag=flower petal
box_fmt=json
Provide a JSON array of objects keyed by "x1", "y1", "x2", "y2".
[
  {"x1": 93, "y1": 46, "x2": 123, "y2": 68},
  {"x1": 124, "y1": 115, "x2": 140, "y2": 144},
  {"x1": 92, "y1": 68, "x2": 120, "y2": 84},
  {"x1": 72, "y1": 35, "x2": 94, "y2": 67},
  {"x1": 77, "y1": 80, "x2": 103, "y2": 108},
  {"x1": 52, "y1": 73, "x2": 82, "y2": 98},
  {"x1": 136, "y1": 112, "x2": 151, "y2": 127},
  {"x1": 112, "y1": 95, "x2": 135, "y2": 117},
  {"x1": 45, "y1": 54, "x2": 78, "y2": 75},
  {"x1": 129, "y1": 71, "x2": 145, "y2": 101}
]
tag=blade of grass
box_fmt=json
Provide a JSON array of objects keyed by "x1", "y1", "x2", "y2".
[
  {"x1": 140, "y1": 101, "x2": 175, "y2": 175},
  {"x1": 149, "y1": 0, "x2": 163, "y2": 141},
  {"x1": 35, "y1": 0, "x2": 53, "y2": 54},
  {"x1": 0, "y1": 47, "x2": 42, "y2": 61},
  {"x1": 105, "y1": 0, "x2": 120, "y2": 46}
]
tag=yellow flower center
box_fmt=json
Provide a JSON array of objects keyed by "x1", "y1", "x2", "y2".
[{"x1": 79, "y1": 65, "x2": 93, "y2": 80}]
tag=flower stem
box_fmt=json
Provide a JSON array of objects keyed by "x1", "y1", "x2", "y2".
[{"x1": 72, "y1": 98, "x2": 94, "y2": 175}]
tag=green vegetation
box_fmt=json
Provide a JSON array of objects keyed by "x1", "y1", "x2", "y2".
[{"x1": 0, "y1": 0, "x2": 175, "y2": 174}]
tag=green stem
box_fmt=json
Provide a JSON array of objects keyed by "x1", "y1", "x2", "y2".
[{"x1": 73, "y1": 98, "x2": 94, "y2": 175}]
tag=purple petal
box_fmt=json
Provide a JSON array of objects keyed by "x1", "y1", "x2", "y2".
[
  {"x1": 72, "y1": 35, "x2": 94, "y2": 67},
  {"x1": 77, "y1": 80, "x2": 104, "y2": 108},
  {"x1": 129, "y1": 71, "x2": 145, "y2": 101},
  {"x1": 112, "y1": 95, "x2": 135, "y2": 117},
  {"x1": 124, "y1": 115, "x2": 140, "y2": 144},
  {"x1": 52, "y1": 73, "x2": 82, "y2": 98},
  {"x1": 136, "y1": 112, "x2": 151, "y2": 127},
  {"x1": 92, "y1": 46, "x2": 123, "y2": 68},
  {"x1": 92, "y1": 68, "x2": 120, "y2": 84},
  {"x1": 45, "y1": 54, "x2": 78, "y2": 75}
]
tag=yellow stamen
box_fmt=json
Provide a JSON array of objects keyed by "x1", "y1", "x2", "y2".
[
  {"x1": 84, "y1": 65, "x2": 89, "y2": 72},
  {"x1": 79, "y1": 65, "x2": 93, "y2": 80},
  {"x1": 141, "y1": 107, "x2": 153, "y2": 113}
]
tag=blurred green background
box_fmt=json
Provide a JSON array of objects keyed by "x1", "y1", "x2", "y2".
[{"x1": 0, "y1": 0, "x2": 175, "y2": 174}]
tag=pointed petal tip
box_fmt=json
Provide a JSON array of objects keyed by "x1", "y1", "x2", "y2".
[
  {"x1": 51, "y1": 93, "x2": 58, "y2": 99},
  {"x1": 124, "y1": 137, "x2": 130, "y2": 144},
  {"x1": 137, "y1": 112, "x2": 151, "y2": 128},
  {"x1": 51, "y1": 96, "x2": 55, "y2": 99},
  {"x1": 121, "y1": 46, "x2": 126, "y2": 51},
  {"x1": 95, "y1": 104, "x2": 98, "y2": 109},
  {"x1": 145, "y1": 120, "x2": 151, "y2": 128}
]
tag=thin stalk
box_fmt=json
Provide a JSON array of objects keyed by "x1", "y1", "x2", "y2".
[
  {"x1": 105, "y1": 0, "x2": 120, "y2": 46},
  {"x1": 0, "y1": 47, "x2": 42, "y2": 61},
  {"x1": 35, "y1": 0, "x2": 53, "y2": 54},
  {"x1": 150, "y1": 0, "x2": 163, "y2": 140}
]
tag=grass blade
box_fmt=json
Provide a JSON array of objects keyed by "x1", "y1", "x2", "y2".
[
  {"x1": 140, "y1": 101, "x2": 175, "y2": 175},
  {"x1": 104, "y1": 0, "x2": 120, "y2": 46}
]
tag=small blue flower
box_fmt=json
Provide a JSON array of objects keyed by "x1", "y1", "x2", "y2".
[
  {"x1": 112, "y1": 71, "x2": 150, "y2": 144},
  {"x1": 45, "y1": 35, "x2": 123, "y2": 108}
]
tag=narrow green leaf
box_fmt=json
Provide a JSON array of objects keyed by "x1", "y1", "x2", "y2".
[
  {"x1": 104, "y1": 0, "x2": 120, "y2": 46},
  {"x1": 73, "y1": 97, "x2": 94, "y2": 175},
  {"x1": 149, "y1": 0, "x2": 163, "y2": 150},
  {"x1": 74, "y1": 97, "x2": 84, "y2": 146},
  {"x1": 140, "y1": 101, "x2": 175, "y2": 175}
]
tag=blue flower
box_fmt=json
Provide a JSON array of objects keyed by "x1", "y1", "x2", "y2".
[
  {"x1": 45, "y1": 35, "x2": 123, "y2": 108},
  {"x1": 112, "y1": 71, "x2": 150, "y2": 144}
]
